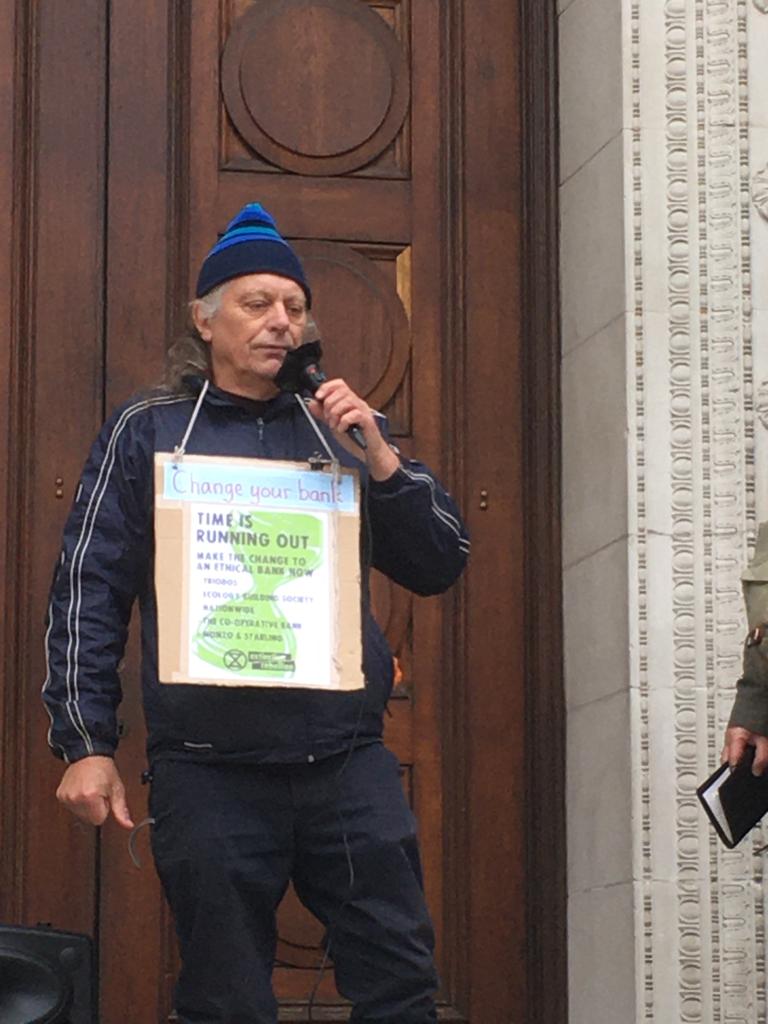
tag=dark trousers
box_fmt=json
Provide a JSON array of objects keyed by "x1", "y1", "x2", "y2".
[{"x1": 149, "y1": 743, "x2": 438, "y2": 1024}]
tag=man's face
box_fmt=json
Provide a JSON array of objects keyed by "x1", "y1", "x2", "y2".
[{"x1": 194, "y1": 273, "x2": 308, "y2": 399}]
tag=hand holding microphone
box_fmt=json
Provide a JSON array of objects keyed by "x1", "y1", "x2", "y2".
[
  {"x1": 275, "y1": 338, "x2": 400, "y2": 480},
  {"x1": 275, "y1": 339, "x2": 367, "y2": 450}
]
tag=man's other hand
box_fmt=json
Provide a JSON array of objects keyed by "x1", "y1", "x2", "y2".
[
  {"x1": 56, "y1": 755, "x2": 134, "y2": 829},
  {"x1": 722, "y1": 726, "x2": 768, "y2": 775}
]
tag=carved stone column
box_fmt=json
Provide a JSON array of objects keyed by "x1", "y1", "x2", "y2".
[{"x1": 561, "y1": 1, "x2": 766, "y2": 1020}]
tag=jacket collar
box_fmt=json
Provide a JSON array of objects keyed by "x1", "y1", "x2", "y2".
[{"x1": 183, "y1": 374, "x2": 298, "y2": 420}]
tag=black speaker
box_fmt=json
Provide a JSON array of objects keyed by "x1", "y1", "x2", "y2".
[{"x1": 0, "y1": 924, "x2": 95, "y2": 1024}]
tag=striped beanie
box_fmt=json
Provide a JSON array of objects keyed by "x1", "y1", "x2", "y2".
[{"x1": 195, "y1": 203, "x2": 311, "y2": 306}]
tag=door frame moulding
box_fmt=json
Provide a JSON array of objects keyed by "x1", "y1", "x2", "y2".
[
  {"x1": 441, "y1": 0, "x2": 564, "y2": 1019},
  {"x1": 1, "y1": 0, "x2": 38, "y2": 925},
  {"x1": 520, "y1": 1, "x2": 566, "y2": 1021}
]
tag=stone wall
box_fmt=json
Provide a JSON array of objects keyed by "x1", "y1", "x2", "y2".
[{"x1": 560, "y1": 1, "x2": 768, "y2": 1020}]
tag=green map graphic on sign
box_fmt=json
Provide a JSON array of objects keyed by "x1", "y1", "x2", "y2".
[{"x1": 193, "y1": 511, "x2": 324, "y2": 680}]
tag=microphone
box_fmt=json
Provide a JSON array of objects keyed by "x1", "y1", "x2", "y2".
[{"x1": 275, "y1": 339, "x2": 367, "y2": 450}]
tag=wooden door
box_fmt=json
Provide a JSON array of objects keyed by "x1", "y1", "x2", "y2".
[{"x1": 0, "y1": 1, "x2": 564, "y2": 1022}]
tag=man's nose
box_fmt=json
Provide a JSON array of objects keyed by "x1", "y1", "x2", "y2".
[{"x1": 267, "y1": 301, "x2": 291, "y2": 330}]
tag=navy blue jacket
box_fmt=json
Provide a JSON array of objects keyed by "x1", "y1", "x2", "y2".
[{"x1": 42, "y1": 383, "x2": 469, "y2": 765}]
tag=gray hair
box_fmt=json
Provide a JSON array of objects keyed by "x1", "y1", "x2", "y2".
[
  {"x1": 161, "y1": 285, "x2": 225, "y2": 394},
  {"x1": 194, "y1": 284, "x2": 225, "y2": 320}
]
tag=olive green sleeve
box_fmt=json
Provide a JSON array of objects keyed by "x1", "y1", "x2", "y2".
[
  {"x1": 728, "y1": 522, "x2": 768, "y2": 735},
  {"x1": 728, "y1": 641, "x2": 768, "y2": 735}
]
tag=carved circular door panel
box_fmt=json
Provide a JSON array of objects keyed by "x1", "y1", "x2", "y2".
[
  {"x1": 293, "y1": 240, "x2": 410, "y2": 409},
  {"x1": 222, "y1": 0, "x2": 410, "y2": 175}
]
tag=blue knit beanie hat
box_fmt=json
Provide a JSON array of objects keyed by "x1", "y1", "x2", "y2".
[{"x1": 196, "y1": 203, "x2": 311, "y2": 306}]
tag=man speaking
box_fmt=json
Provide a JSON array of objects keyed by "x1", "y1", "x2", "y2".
[{"x1": 42, "y1": 203, "x2": 469, "y2": 1023}]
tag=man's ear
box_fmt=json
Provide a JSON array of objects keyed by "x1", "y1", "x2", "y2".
[{"x1": 191, "y1": 300, "x2": 213, "y2": 342}]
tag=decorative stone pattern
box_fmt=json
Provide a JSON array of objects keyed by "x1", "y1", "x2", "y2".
[
  {"x1": 753, "y1": 165, "x2": 768, "y2": 220},
  {"x1": 632, "y1": 0, "x2": 757, "y2": 1021},
  {"x1": 699, "y1": 3, "x2": 759, "y2": 1024},
  {"x1": 665, "y1": 3, "x2": 703, "y2": 1023},
  {"x1": 667, "y1": 1, "x2": 757, "y2": 1022},
  {"x1": 758, "y1": 379, "x2": 768, "y2": 430},
  {"x1": 629, "y1": 4, "x2": 654, "y2": 1020}
]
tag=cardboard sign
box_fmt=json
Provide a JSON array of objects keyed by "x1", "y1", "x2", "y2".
[{"x1": 154, "y1": 453, "x2": 364, "y2": 690}]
